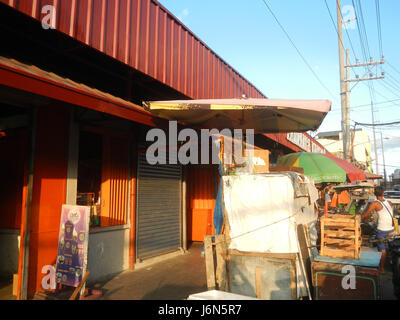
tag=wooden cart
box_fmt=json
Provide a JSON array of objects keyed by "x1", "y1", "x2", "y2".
[{"x1": 311, "y1": 249, "x2": 382, "y2": 300}]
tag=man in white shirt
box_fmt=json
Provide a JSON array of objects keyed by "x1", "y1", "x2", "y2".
[{"x1": 361, "y1": 186, "x2": 395, "y2": 273}]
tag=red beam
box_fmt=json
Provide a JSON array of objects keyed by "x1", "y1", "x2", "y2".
[{"x1": 0, "y1": 63, "x2": 161, "y2": 128}]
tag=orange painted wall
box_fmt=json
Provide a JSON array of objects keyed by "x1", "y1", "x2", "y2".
[
  {"x1": 27, "y1": 104, "x2": 69, "y2": 297},
  {"x1": 186, "y1": 167, "x2": 216, "y2": 242}
]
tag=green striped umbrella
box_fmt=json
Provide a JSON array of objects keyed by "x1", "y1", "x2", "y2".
[{"x1": 276, "y1": 152, "x2": 346, "y2": 184}]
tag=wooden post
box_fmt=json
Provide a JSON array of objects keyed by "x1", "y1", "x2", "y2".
[
  {"x1": 215, "y1": 234, "x2": 227, "y2": 291},
  {"x1": 69, "y1": 271, "x2": 90, "y2": 300},
  {"x1": 204, "y1": 236, "x2": 216, "y2": 290},
  {"x1": 320, "y1": 219, "x2": 325, "y2": 256},
  {"x1": 297, "y1": 224, "x2": 313, "y2": 300}
]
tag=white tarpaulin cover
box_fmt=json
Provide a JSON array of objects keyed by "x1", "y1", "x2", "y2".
[{"x1": 223, "y1": 174, "x2": 300, "y2": 253}]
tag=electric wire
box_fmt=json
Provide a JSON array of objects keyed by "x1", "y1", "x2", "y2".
[
  {"x1": 324, "y1": 0, "x2": 358, "y2": 64},
  {"x1": 260, "y1": 0, "x2": 338, "y2": 103},
  {"x1": 386, "y1": 73, "x2": 400, "y2": 90},
  {"x1": 378, "y1": 80, "x2": 400, "y2": 100},
  {"x1": 354, "y1": 120, "x2": 400, "y2": 127},
  {"x1": 375, "y1": 0, "x2": 383, "y2": 59},
  {"x1": 351, "y1": 0, "x2": 381, "y2": 143},
  {"x1": 330, "y1": 100, "x2": 400, "y2": 114},
  {"x1": 387, "y1": 62, "x2": 400, "y2": 76}
]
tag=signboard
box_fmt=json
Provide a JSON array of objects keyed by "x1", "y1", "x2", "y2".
[
  {"x1": 286, "y1": 132, "x2": 326, "y2": 154},
  {"x1": 55, "y1": 205, "x2": 90, "y2": 287}
]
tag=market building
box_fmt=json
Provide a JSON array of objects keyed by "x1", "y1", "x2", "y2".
[{"x1": 0, "y1": 0, "x2": 330, "y2": 299}]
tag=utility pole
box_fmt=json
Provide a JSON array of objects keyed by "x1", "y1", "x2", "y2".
[
  {"x1": 345, "y1": 49, "x2": 351, "y2": 161},
  {"x1": 336, "y1": 0, "x2": 349, "y2": 161},
  {"x1": 372, "y1": 101, "x2": 379, "y2": 176},
  {"x1": 335, "y1": 0, "x2": 385, "y2": 166},
  {"x1": 380, "y1": 132, "x2": 387, "y2": 187}
]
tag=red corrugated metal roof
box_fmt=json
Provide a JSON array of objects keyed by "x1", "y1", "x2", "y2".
[{"x1": 1, "y1": 0, "x2": 266, "y2": 100}]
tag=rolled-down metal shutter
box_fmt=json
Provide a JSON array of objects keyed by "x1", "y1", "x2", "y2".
[{"x1": 136, "y1": 152, "x2": 182, "y2": 260}]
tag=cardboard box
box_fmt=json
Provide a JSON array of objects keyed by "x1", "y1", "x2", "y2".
[
  {"x1": 222, "y1": 148, "x2": 270, "y2": 175},
  {"x1": 245, "y1": 149, "x2": 270, "y2": 173}
]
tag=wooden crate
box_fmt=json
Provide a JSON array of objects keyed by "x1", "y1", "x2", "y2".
[{"x1": 320, "y1": 214, "x2": 361, "y2": 259}]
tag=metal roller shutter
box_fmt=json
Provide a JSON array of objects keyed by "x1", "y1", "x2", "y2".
[{"x1": 136, "y1": 152, "x2": 182, "y2": 260}]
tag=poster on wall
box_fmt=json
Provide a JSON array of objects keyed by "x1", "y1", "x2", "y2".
[{"x1": 55, "y1": 205, "x2": 90, "y2": 287}]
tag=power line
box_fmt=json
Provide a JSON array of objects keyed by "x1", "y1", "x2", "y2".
[
  {"x1": 354, "y1": 120, "x2": 400, "y2": 127},
  {"x1": 378, "y1": 80, "x2": 400, "y2": 100},
  {"x1": 386, "y1": 73, "x2": 400, "y2": 89},
  {"x1": 383, "y1": 82, "x2": 400, "y2": 97},
  {"x1": 364, "y1": 83, "x2": 400, "y2": 107},
  {"x1": 373, "y1": 163, "x2": 400, "y2": 169},
  {"x1": 352, "y1": 0, "x2": 369, "y2": 63},
  {"x1": 356, "y1": 0, "x2": 371, "y2": 58},
  {"x1": 324, "y1": 0, "x2": 359, "y2": 64},
  {"x1": 375, "y1": 0, "x2": 383, "y2": 60},
  {"x1": 330, "y1": 100, "x2": 400, "y2": 114},
  {"x1": 346, "y1": 98, "x2": 400, "y2": 109},
  {"x1": 387, "y1": 62, "x2": 400, "y2": 76},
  {"x1": 260, "y1": 0, "x2": 338, "y2": 103}
]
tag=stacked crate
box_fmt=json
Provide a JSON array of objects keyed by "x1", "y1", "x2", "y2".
[{"x1": 320, "y1": 214, "x2": 361, "y2": 259}]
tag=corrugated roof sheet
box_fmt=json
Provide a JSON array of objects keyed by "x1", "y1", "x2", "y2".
[{"x1": 1, "y1": 0, "x2": 266, "y2": 100}]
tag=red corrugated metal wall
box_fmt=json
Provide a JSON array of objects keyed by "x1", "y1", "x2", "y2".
[{"x1": 1, "y1": 0, "x2": 265, "y2": 100}]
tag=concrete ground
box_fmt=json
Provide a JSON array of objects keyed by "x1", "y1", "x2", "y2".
[
  {"x1": 91, "y1": 242, "x2": 208, "y2": 300},
  {"x1": 2, "y1": 241, "x2": 398, "y2": 300},
  {"x1": 82, "y1": 243, "x2": 398, "y2": 300}
]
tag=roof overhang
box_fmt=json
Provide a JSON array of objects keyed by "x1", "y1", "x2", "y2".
[
  {"x1": 144, "y1": 98, "x2": 331, "y2": 133},
  {"x1": 0, "y1": 56, "x2": 161, "y2": 128}
]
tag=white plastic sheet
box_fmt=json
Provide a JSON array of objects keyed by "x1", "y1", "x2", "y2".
[{"x1": 223, "y1": 174, "x2": 299, "y2": 253}]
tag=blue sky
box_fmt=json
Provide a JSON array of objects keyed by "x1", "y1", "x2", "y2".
[{"x1": 158, "y1": 0, "x2": 400, "y2": 177}]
